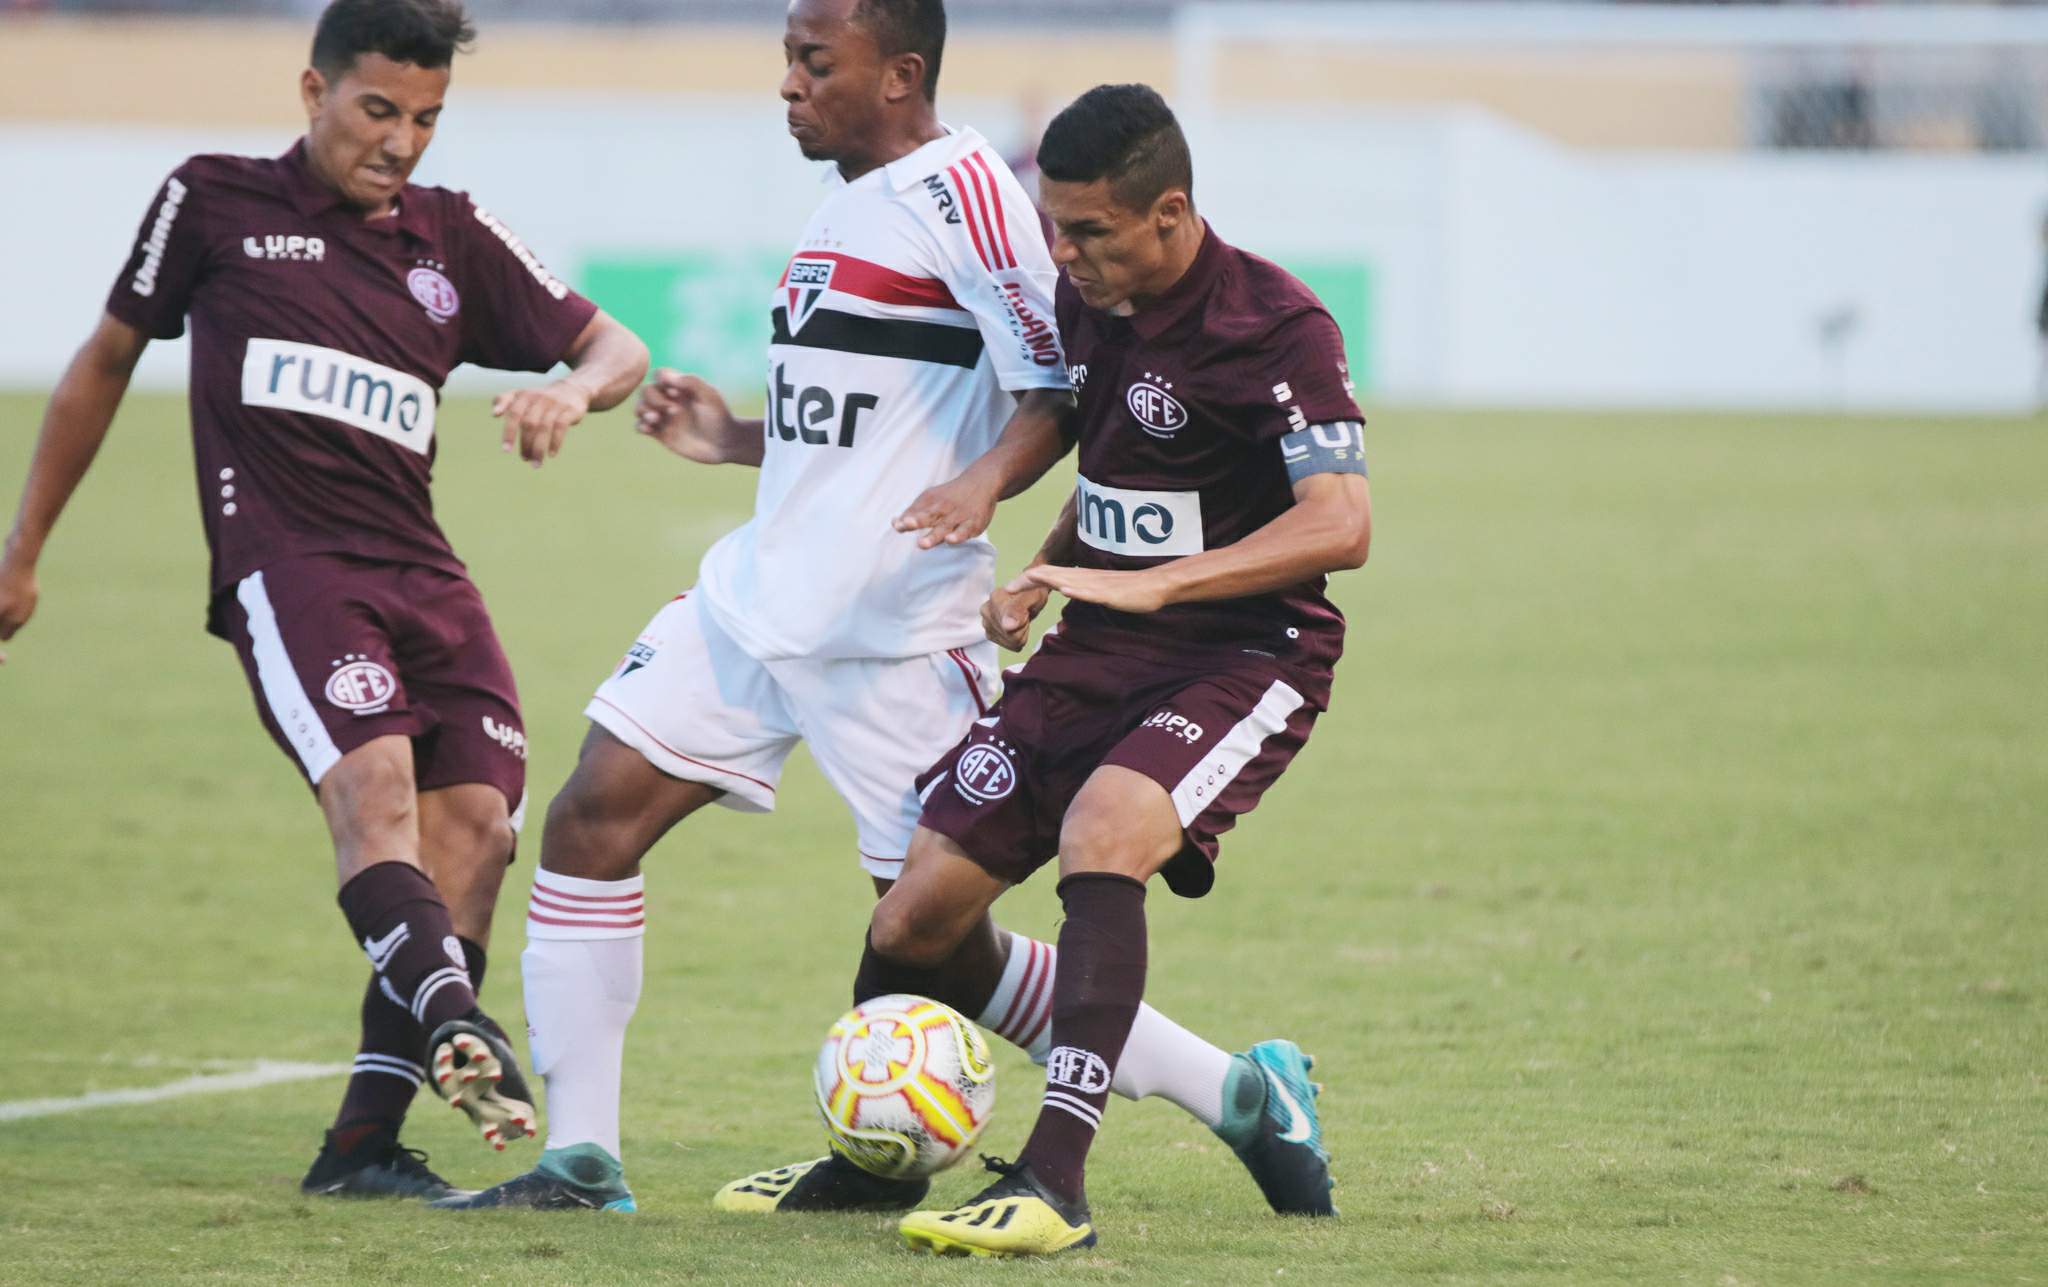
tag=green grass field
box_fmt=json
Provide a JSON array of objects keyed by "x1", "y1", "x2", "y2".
[{"x1": 1, "y1": 392, "x2": 2043, "y2": 1284}]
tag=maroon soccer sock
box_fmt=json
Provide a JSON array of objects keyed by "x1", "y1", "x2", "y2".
[
  {"x1": 1018, "y1": 873, "x2": 1149, "y2": 1205},
  {"x1": 336, "y1": 861, "x2": 481, "y2": 1039},
  {"x1": 330, "y1": 970, "x2": 425, "y2": 1145},
  {"x1": 329, "y1": 934, "x2": 488, "y2": 1144},
  {"x1": 459, "y1": 936, "x2": 487, "y2": 995},
  {"x1": 854, "y1": 930, "x2": 963, "y2": 1007}
]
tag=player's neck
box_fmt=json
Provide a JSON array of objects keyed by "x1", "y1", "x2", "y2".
[
  {"x1": 837, "y1": 112, "x2": 945, "y2": 183},
  {"x1": 301, "y1": 143, "x2": 399, "y2": 221},
  {"x1": 1128, "y1": 218, "x2": 1208, "y2": 315}
]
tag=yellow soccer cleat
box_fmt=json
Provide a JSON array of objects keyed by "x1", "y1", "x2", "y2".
[
  {"x1": 713, "y1": 1153, "x2": 928, "y2": 1213},
  {"x1": 898, "y1": 1157, "x2": 1097, "y2": 1258}
]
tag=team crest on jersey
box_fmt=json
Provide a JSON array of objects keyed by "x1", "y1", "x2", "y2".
[
  {"x1": 785, "y1": 257, "x2": 836, "y2": 334},
  {"x1": 1126, "y1": 371, "x2": 1188, "y2": 439},
  {"x1": 408, "y1": 264, "x2": 460, "y2": 323}
]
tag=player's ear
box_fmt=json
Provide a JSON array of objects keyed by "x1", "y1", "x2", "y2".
[
  {"x1": 882, "y1": 52, "x2": 924, "y2": 104},
  {"x1": 300, "y1": 67, "x2": 328, "y2": 120},
  {"x1": 1152, "y1": 188, "x2": 1190, "y2": 234}
]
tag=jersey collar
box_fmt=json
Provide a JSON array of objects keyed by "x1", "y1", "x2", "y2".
[
  {"x1": 280, "y1": 139, "x2": 435, "y2": 242},
  {"x1": 879, "y1": 124, "x2": 990, "y2": 192},
  {"x1": 1128, "y1": 220, "x2": 1226, "y2": 341}
]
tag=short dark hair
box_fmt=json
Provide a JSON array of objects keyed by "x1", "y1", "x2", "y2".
[
  {"x1": 311, "y1": 0, "x2": 476, "y2": 79},
  {"x1": 854, "y1": 0, "x2": 946, "y2": 102},
  {"x1": 1037, "y1": 83, "x2": 1194, "y2": 211}
]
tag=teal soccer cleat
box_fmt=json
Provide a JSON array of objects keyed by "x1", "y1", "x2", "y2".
[{"x1": 1215, "y1": 1038, "x2": 1336, "y2": 1216}]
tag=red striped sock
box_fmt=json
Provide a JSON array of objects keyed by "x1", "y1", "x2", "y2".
[
  {"x1": 526, "y1": 871, "x2": 646, "y2": 940},
  {"x1": 974, "y1": 931, "x2": 1057, "y2": 1059}
]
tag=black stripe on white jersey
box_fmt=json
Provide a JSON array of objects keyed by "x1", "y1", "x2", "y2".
[{"x1": 771, "y1": 306, "x2": 985, "y2": 370}]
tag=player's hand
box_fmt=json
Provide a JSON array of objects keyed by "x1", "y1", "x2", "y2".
[
  {"x1": 0, "y1": 546, "x2": 39, "y2": 665},
  {"x1": 1011, "y1": 564, "x2": 1172, "y2": 615},
  {"x1": 494, "y1": 379, "x2": 592, "y2": 469},
  {"x1": 636, "y1": 370, "x2": 741, "y2": 464},
  {"x1": 894, "y1": 470, "x2": 998, "y2": 550},
  {"x1": 982, "y1": 576, "x2": 1050, "y2": 651}
]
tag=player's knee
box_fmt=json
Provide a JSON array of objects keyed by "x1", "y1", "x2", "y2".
[
  {"x1": 321, "y1": 744, "x2": 416, "y2": 850},
  {"x1": 1057, "y1": 805, "x2": 1133, "y2": 875},
  {"x1": 539, "y1": 779, "x2": 637, "y2": 880},
  {"x1": 868, "y1": 894, "x2": 957, "y2": 970},
  {"x1": 461, "y1": 809, "x2": 517, "y2": 871}
]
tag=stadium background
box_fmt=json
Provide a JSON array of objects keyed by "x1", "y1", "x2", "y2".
[{"x1": 1, "y1": 2, "x2": 2043, "y2": 1283}]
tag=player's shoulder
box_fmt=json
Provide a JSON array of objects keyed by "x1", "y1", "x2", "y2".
[
  {"x1": 1204, "y1": 243, "x2": 1339, "y2": 349},
  {"x1": 163, "y1": 151, "x2": 284, "y2": 199},
  {"x1": 886, "y1": 127, "x2": 1035, "y2": 261}
]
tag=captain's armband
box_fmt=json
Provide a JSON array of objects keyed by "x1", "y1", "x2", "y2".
[{"x1": 1278, "y1": 421, "x2": 1368, "y2": 486}]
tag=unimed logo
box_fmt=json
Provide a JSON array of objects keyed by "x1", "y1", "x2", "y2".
[{"x1": 131, "y1": 177, "x2": 188, "y2": 297}]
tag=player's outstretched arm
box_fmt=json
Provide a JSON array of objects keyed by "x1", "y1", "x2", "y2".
[
  {"x1": 1019, "y1": 473, "x2": 1372, "y2": 616},
  {"x1": 982, "y1": 492, "x2": 1079, "y2": 650},
  {"x1": 634, "y1": 369, "x2": 765, "y2": 468},
  {"x1": 895, "y1": 388, "x2": 1076, "y2": 550},
  {"x1": 0, "y1": 313, "x2": 150, "y2": 663},
  {"x1": 494, "y1": 309, "x2": 650, "y2": 469}
]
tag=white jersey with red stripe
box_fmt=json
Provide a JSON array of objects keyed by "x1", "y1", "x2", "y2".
[{"x1": 696, "y1": 126, "x2": 1069, "y2": 661}]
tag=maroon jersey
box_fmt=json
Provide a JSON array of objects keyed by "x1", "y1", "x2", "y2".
[
  {"x1": 1052, "y1": 224, "x2": 1363, "y2": 700},
  {"x1": 104, "y1": 142, "x2": 597, "y2": 632}
]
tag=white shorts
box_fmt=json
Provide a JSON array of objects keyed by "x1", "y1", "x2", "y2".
[{"x1": 585, "y1": 591, "x2": 999, "y2": 880}]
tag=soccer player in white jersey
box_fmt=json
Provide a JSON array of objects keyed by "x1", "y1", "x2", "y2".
[{"x1": 441, "y1": 0, "x2": 1322, "y2": 1216}]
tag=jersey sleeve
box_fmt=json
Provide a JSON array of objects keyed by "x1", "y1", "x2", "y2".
[
  {"x1": 105, "y1": 163, "x2": 210, "y2": 340},
  {"x1": 451, "y1": 194, "x2": 599, "y2": 373},
  {"x1": 1226, "y1": 310, "x2": 1363, "y2": 445},
  {"x1": 926, "y1": 153, "x2": 1071, "y2": 393}
]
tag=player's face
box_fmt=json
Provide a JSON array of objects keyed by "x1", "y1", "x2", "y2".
[
  {"x1": 782, "y1": 0, "x2": 888, "y2": 166},
  {"x1": 300, "y1": 54, "x2": 450, "y2": 215},
  {"x1": 1041, "y1": 177, "x2": 1189, "y2": 314}
]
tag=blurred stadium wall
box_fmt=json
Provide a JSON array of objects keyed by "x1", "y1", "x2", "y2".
[{"x1": 3, "y1": 2, "x2": 2044, "y2": 412}]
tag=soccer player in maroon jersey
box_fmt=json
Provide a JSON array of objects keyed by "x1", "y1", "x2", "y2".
[
  {"x1": 842, "y1": 83, "x2": 1372, "y2": 1256},
  {"x1": 0, "y1": 0, "x2": 649, "y2": 1199}
]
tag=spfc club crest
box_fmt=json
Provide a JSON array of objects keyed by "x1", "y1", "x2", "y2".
[{"x1": 785, "y1": 257, "x2": 835, "y2": 334}]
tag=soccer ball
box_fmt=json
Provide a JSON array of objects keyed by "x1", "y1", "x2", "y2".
[{"x1": 814, "y1": 993, "x2": 996, "y2": 1180}]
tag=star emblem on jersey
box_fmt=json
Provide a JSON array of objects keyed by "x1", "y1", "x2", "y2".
[
  {"x1": 785, "y1": 257, "x2": 836, "y2": 335},
  {"x1": 1126, "y1": 372, "x2": 1187, "y2": 439}
]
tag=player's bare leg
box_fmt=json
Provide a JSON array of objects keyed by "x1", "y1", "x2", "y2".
[
  {"x1": 437, "y1": 725, "x2": 718, "y2": 1212},
  {"x1": 416, "y1": 783, "x2": 515, "y2": 946},
  {"x1": 302, "y1": 740, "x2": 532, "y2": 1199}
]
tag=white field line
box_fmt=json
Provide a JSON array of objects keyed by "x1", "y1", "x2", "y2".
[{"x1": 0, "y1": 1060, "x2": 348, "y2": 1122}]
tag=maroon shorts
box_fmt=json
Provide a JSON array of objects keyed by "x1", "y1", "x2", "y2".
[
  {"x1": 915, "y1": 627, "x2": 1324, "y2": 897},
  {"x1": 214, "y1": 553, "x2": 527, "y2": 817}
]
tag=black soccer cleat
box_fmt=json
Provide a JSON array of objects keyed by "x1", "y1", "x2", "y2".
[
  {"x1": 300, "y1": 1127, "x2": 469, "y2": 1202},
  {"x1": 427, "y1": 1010, "x2": 537, "y2": 1151},
  {"x1": 432, "y1": 1146, "x2": 636, "y2": 1212},
  {"x1": 898, "y1": 1156, "x2": 1097, "y2": 1257},
  {"x1": 712, "y1": 1152, "x2": 929, "y2": 1213}
]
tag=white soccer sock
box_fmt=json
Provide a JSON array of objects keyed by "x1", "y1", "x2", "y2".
[
  {"x1": 976, "y1": 931, "x2": 1233, "y2": 1128},
  {"x1": 522, "y1": 870, "x2": 645, "y2": 1162}
]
